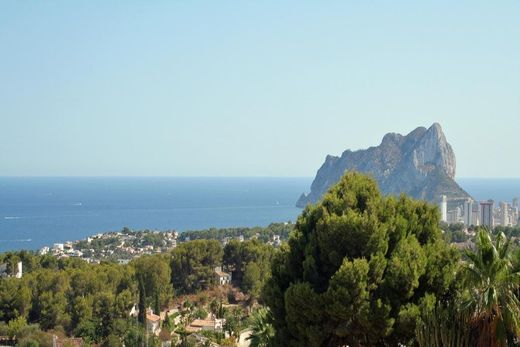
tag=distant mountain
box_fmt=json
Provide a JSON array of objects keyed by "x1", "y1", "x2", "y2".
[{"x1": 297, "y1": 123, "x2": 471, "y2": 207}]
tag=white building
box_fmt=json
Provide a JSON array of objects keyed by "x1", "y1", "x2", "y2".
[
  {"x1": 129, "y1": 304, "x2": 138, "y2": 318},
  {"x1": 39, "y1": 246, "x2": 50, "y2": 255},
  {"x1": 480, "y1": 200, "x2": 494, "y2": 228},
  {"x1": 447, "y1": 209, "x2": 460, "y2": 225},
  {"x1": 0, "y1": 261, "x2": 22, "y2": 278},
  {"x1": 15, "y1": 261, "x2": 22, "y2": 278},
  {"x1": 273, "y1": 235, "x2": 282, "y2": 247},
  {"x1": 439, "y1": 195, "x2": 448, "y2": 223},
  {"x1": 513, "y1": 206, "x2": 520, "y2": 226},
  {"x1": 472, "y1": 209, "x2": 480, "y2": 226},
  {"x1": 214, "y1": 267, "x2": 232, "y2": 285},
  {"x1": 463, "y1": 199, "x2": 473, "y2": 226},
  {"x1": 499, "y1": 202, "x2": 510, "y2": 227}
]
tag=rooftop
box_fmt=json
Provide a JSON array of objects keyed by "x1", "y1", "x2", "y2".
[
  {"x1": 190, "y1": 319, "x2": 215, "y2": 328},
  {"x1": 147, "y1": 313, "x2": 161, "y2": 322}
]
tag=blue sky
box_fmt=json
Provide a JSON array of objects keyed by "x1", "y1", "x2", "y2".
[{"x1": 0, "y1": 1, "x2": 519, "y2": 177}]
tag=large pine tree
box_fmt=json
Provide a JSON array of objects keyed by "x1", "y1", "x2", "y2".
[{"x1": 264, "y1": 171, "x2": 460, "y2": 346}]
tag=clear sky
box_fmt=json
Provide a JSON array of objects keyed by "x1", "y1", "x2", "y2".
[{"x1": 1, "y1": 1, "x2": 519, "y2": 177}]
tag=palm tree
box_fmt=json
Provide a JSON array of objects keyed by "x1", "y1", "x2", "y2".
[
  {"x1": 416, "y1": 302, "x2": 473, "y2": 347},
  {"x1": 246, "y1": 307, "x2": 275, "y2": 347},
  {"x1": 462, "y1": 229, "x2": 520, "y2": 347}
]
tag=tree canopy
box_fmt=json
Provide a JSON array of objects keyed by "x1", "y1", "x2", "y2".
[
  {"x1": 264, "y1": 171, "x2": 460, "y2": 346},
  {"x1": 170, "y1": 240, "x2": 223, "y2": 294},
  {"x1": 223, "y1": 239, "x2": 274, "y2": 298}
]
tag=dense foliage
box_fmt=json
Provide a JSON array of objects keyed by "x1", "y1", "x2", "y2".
[
  {"x1": 462, "y1": 230, "x2": 520, "y2": 346},
  {"x1": 0, "y1": 237, "x2": 279, "y2": 345},
  {"x1": 247, "y1": 308, "x2": 275, "y2": 347},
  {"x1": 264, "y1": 172, "x2": 460, "y2": 346},
  {"x1": 416, "y1": 229, "x2": 520, "y2": 347},
  {"x1": 170, "y1": 240, "x2": 223, "y2": 294},
  {"x1": 495, "y1": 225, "x2": 520, "y2": 238},
  {"x1": 179, "y1": 223, "x2": 293, "y2": 243},
  {"x1": 223, "y1": 240, "x2": 275, "y2": 299},
  {"x1": 0, "y1": 252, "x2": 172, "y2": 345},
  {"x1": 2, "y1": 172, "x2": 520, "y2": 346}
]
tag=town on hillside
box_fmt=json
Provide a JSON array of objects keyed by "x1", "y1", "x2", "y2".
[{"x1": 35, "y1": 223, "x2": 289, "y2": 264}]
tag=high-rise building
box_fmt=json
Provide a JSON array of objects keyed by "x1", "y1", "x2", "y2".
[
  {"x1": 463, "y1": 199, "x2": 473, "y2": 226},
  {"x1": 512, "y1": 198, "x2": 519, "y2": 226},
  {"x1": 473, "y1": 203, "x2": 481, "y2": 226},
  {"x1": 472, "y1": 210, "x2": 480, "y2": 226},
  {"x1": 480, "y1": 200, "x2": 494, "y2": 228},
  {"x1": 447, "y1": 209, "x2": 459, "y2": 224},
  {"x1": 499, "y1": 202, "x2": 509, "y2": 226},
  {"x1": 439, "y1": 195, "x2": 448, "y2": 223}
]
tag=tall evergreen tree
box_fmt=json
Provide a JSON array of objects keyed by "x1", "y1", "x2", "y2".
[
  {"x1": 154, "y1": 292, "x2": 160, "y2": 316},
  {"x1": 264, "y1": 171, "x2": 460, "y2": 346},
  {"x1": 137, "y1": 274, "x2": 146, "y2": 325},
  {"x1": 170, "y1": 240, "x2": 223, "y2": 293}
]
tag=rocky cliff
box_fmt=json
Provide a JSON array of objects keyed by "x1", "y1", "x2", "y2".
[{"x1": 297, "y1": 123, "x2": 470, "y2": 207}]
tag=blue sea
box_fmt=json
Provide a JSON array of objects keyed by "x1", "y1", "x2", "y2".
[
  {"x1": 0, "y1": 177, "x2": 311, "y2": 253},
  {"x1": 0, "y1": 177, "x2": 519, "y2": 253}
]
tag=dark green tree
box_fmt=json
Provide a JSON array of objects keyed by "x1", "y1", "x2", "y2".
[
  {"x1": 93, "y1": 292, "x2": 115, "y2": 339},
  {"x1": 124, "y1": 322, "x2": 145, "y2": 347},
  {"x1": 137, "y1": 274, "x2": 146, "y2": 325},
  {"x1": 170, "y1": 240, "x2": 223, "y2": 293},
  {"x1": 264, "y1": 171, "x2": 460, "y2": 346},
  {"x1": 132, "y1": 255, "x2": 172, "y2": 310},
  {"x1": 0, "y1": 278, "x2": 31, "y2": 322},
  {"x1": 223, "y1": 239, "x2": 274, "y2": 296},
  {"x1": 242, "y1": 262, "x2": 262, "y2": 299},
  {"x1": 69, "y1": 295, "x2": 93, "y2": 332},
  {"x1": 154, "y1": 292, "x2": 160, "y2": 317}
]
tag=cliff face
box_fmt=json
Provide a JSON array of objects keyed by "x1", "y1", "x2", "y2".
[{"x1": 297, "y1": 123, "x2": 470, "y2": 207}]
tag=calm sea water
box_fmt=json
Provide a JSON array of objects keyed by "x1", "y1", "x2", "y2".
[
  {"x1": 1, "y1": 177, "x2": 519, "y2": 253},
  {"x1": 0, "y1": 177, "x2": 311, "y2": 252}
]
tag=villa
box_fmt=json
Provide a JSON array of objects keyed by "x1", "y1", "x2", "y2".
[{"x1": 214, "y1": 266, "x2": 232, "y2": 285}]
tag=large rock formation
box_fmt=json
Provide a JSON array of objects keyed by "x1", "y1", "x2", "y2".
[{"x1": 297, "y1": 123, "x2": 470, "y2": 207}]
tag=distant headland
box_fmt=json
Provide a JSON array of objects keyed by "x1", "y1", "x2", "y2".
[{"x1": 297, "y1": 123, "x2": 471, "y2": 207}]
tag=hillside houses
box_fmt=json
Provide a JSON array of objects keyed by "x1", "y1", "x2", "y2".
[
  {"x1": 38, "y1": 229, "x2": 179, "y2": 263},
  {"x1": 214, "y1": 266, "x2": 232, "y2": 285},
  {"x1": 0, "y1": 261, "x2": 22, "y2": 279},
  {"x1": 186, "y1": 318, "x2": 225, "y2": 333}
]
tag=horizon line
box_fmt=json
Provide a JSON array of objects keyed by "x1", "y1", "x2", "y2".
[{"x1": 1, "y1": 175, "x2": 520, "y2": 179}]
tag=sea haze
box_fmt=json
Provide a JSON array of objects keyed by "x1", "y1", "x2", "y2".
[
  {"x1": 0, "y1": 177, "x2": 311, "y2": 252},
  {"x1": 1, "y1": 177, "x2": 519, "y2": 253}
]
